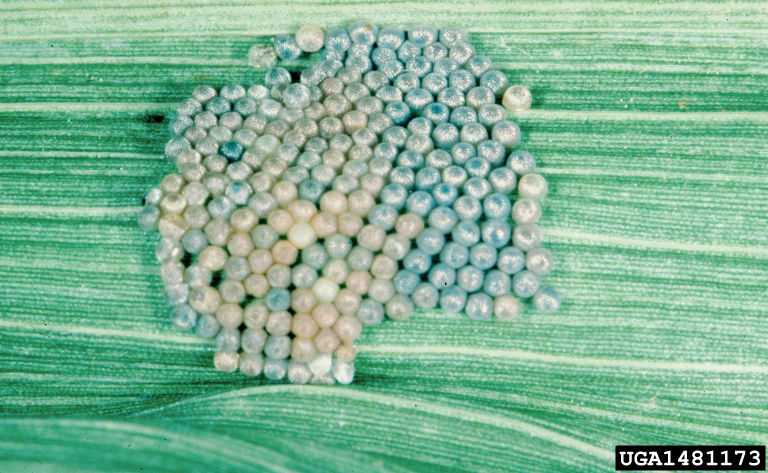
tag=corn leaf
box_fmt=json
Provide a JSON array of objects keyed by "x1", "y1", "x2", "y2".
[{"x1": 1, "y1": 1, "x2": 767, "y2": 472}]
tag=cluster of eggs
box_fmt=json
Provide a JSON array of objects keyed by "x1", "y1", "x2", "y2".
[{"x1": 139, "y1": 22, "x2": 560, "y2": 384}]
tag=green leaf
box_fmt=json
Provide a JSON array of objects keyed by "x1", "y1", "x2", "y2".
[{"x1": 1, "y1": 1, "x2": 767, "y2": 472}]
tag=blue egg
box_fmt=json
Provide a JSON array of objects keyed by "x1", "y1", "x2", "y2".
[
  {"x1": 375, "y1": 85, "x2": 402, "y2": 104},
  {"x1": 384, "y1": 101, "x2": 411, "y2": 125},
  {"x1": 406, "y1": 117, "x2": 433, "y2": 136},
  {"x1": 406, "y1": 190, "x2": 435, "y2": 217},
  {"x1": 342, "y1": 160, "x2": 368, "y2": 178},
  {"x1": 452, "y1": 220, "x2": 481, "y2": 246},
  {"x1": 449, "y1": 43, "x2": 475, "y2": 65},
  {"x1": 304, "y1": 138, "x2": 327, "y2": 154},
  {"x1": 483, "y1": 193, "x2": 512, "y2": 219},
  {"x1": 372, "y1": 46, "x2": 397, "y2": 66},
  {"x1": 469, "y1": 242, "x2": 497, "y2": 270},
  {"x1": 465, "y1": 157, "x2": 491, "y2": 178},
  {"x1": 449, "y1": 106, "x2": 477, "y2": 127},
  {"x1": 170, "y1": 304, "x2": 198, "y2": 331},
  {"x1": 277, "y1": 143, "x2": 301, "y2": 162},
  {"x1": 282, "y1": 166, "x2": 310, "y2": 185},
  {"x1": 512, "y1": 270, "x2": 541, "y2": 298},
  {"x1": 460, "y1": 122, "x2": 488, "y2": 145},
  {"x1": 465, "y1": 293, "x2": 493, "y2": 320},
  {"x1": 378, "y1": 27, "x2": 406, "y2": 49},
  {"x1": 345, "y1": 53, "x2": 372, "y2": 73},
  {"x1": 357, "y1": 299, "x2": 385, "y2": 324},
  {"x1": 380, "y1": 183, "x2": 408, "y2": 209},
  {"x1": 282, "y1": 83, "x2": 311, "y2": 109},
  {"x1": 216, "y1": 329, "x2": 240, "y2": 352},
  {"x1": 506, "y1": 150, "x2": 537, "y2": 174},
  {"x1": 332, "y1": 174, "x2": 360, "y2": 194},
  {"x1": 428, "y1": 263, "x2": 456, "y2": 288},
  {"x1": 389, "y1": 166, "x2": 416, "y2": 189},
  {"x1": 168, "y1": 116, "x2": 193, "y2": 137},
  {"x1": 264, "y1": 67, "x2": 291, "y2": 88},
  {"x1": 207, "y1": 195, "x2": 235, "y2": 220},
  {"x1": 364, "y1": 70, "x2": 389, "y2": 92},
  {"x1": 450, "y1": 142, "x2": 476, "y2": 165},
  {"x1": 138, "y1": 205, "x2": 160, "y2": 232},
  {"x1": 265, "y1": 288, "x2": 290, "y2": 311},
  {"x1": 374, "y1": 142, "x2": 399, "y2": 162},
  {"x1": 406, "y1": 56, "x2": 432, "y2": 77},
  {"x1": 431, "y1": 122, "x2": 459, "y2": 149},
  {"x1": 368, "y1": 204, "x2": 398, "y2": 230},
  {"x1": 393, "y1": 269, "x2": 421, "y2": 294},
  {"x1": 325, "y1": 27, "x2": 352, "y2": 52},
  {"x1": 329, "y1": 133, "x2": 353, "y2": 153},
  {"x1": 273, "y1": 34, "x2": 302, "y2": 59},
  {"x1": 205, "y1": 96, "x2": 231, "y2": 116},
  {"x1": 225, "y1": 180, "x2": 252, "y2": 205},
  {"x1": 394, "y1": 72, "x2": 420, "y2": 93},
  {"x1": 465, "y1": 55, "x2": 492, "y2": 77},
  {"x1": 349, "y1": 43, "x2": 373, "y2": 57},
  {"x1": 165, "y1": 137, "x2": 192, "y2": 159},
  {"x1": 428, "y1": 206, "x2": 458, "y2": 233},
  {"x1": 258, "y1": 99, "x2": 282, "y2": 120},
  {"x1": 292, "y1": 264, "x2": 318, "y2": 288},
  {"x1": 349, "y1": 21, "x2": 378, "y2": 45},
  {"x1": 415, "y1": 168, "x2": 441, "y2": 191},
  {"x1": 248, "y1": 191, "x2": 277, "y2": 218},
  {"x1": 483, "y1": 269, "x2": 512, "y2": 297},
  {"x1": 417, "y1": 228, "x2": 445, "y2": 255},
  {"x1": 439, "y1": 286, "x2": 467, "y2": 312},
  {"x1": 298, "y1": 179, "x2": 325, "y2": 203},
  {"x1": 448, "y1": 69, "x2": 476, "y2": 92},
  {"x1": 219, "y1": 141, "x2": 245, "y2": 163},
  {"x1": 397, "y1": 149, "x2": 425, "y2": 169},
  {"x1": 195, "y1": 314, "x2": 220, "y2": 339},
  {"x1": 422, "y1": 73, "x2": 448, "y2": 96},
  {"x1": 477, "y1": 139, "x2": 506, "y2": 165},
  {"x1": 397, "y1": 40, "x2": 421, "y2": 62},
  {"x1": 302, "y1": 242, "x2": 329, "y2": 270},
  {"x1": 463, "y1": 177, "x2": 492, "y2": 199},
  {"x1": 497, "y1": 247, "x2": 526, "y2": 274},
  {"x1": 453, "y1": 195, "x2": 482, "y2": 221},
  {"x1": 456, "y1": 265, "x2": 484, "y2": 292},
  {"x1": 233, "y1": 97, "x2": 259, "y2": 117},
  {"x1": 324, "y1": 233, "x2": 353, "y2": 259},
  {"x1": 181, "y1": 229, "x2": 207, "y2": 254},
  {"x1": 437, "y1": 87, "x2": 464, "y2": 108},
  {"x1": 250, "y1": 225, "x2": 278, "y2": 250},
  {"x1": 533, "y1": 286, "x2": 562, "y2": 313},
  {"x1": 347, "y1": 247, "x2": 374, "y2": 271},
  {"x1": 442, "y1": 165, "x2": 468, "y2": 188},
  {"x1": 440, "y1": 242, "x2": 469, "y2": 269},
  {"x1": 408, "y1": 25, "x2": 438, "y2": 47},
  {"x1": 264, "y1": 335, "x2": 290, "y2": 360},
  {"x1": 433, "y1": 57, "x2": 459, "y2": 76},
  {"x1": 404, "y1": 88, "x2": 434, "y2": 113},
  {"x1": 488, "y1": 168, "x2": 517, "y2": 194},
  {"x1": 378, "y1": 60, "x2": 406, "y2": 80},
  {"x1": 403, "y1": 248, "x2": 432, "y2": 275},
  {"x1": 382, "y1": 126, "x2": 408, "y2": 148},
  {"x1": 412, "y1": 282, "x2": 439, "y2": 309},
  {"x1": 479, "y1": 69, "x2": 510, "y2": 96},
  {"x1": 422, "y1": 102, "x2": 450, "y2": 124},
  {"x1": 477, "y1": 104, "x2": 507, "y2": 128},
  {"x1": 299, "y1": 66, "x2": 325, "y2": 87},
  {"x1": 431, "y1": 181, "x2": 458, "y2": 206},
  {"x1": 423, "y1": 42, "x2": 448, "y2": 62},
  {"x1": 321, "y1": 59, "x2": 344, "y2": 78}
]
